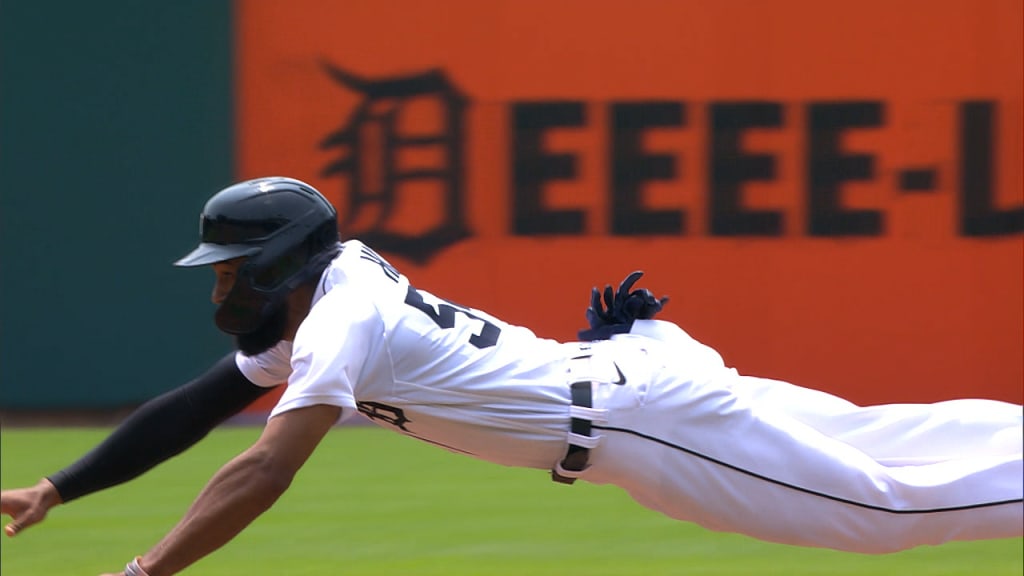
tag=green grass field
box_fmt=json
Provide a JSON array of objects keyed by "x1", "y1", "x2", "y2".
[{"x1": 1, "y1": 426, "x2": 1021, "y2": 575}]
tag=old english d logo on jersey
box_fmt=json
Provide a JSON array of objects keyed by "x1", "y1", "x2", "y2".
[{"x1": 356, "y1": 401, "x2": 411, "y2": 432}]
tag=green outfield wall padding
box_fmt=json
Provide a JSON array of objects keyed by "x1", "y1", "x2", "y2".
[{"x1": 0, "y1": 0, "x2": 237, "y2": 408}]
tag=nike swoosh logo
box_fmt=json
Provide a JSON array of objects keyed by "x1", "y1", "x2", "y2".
[{"x1": 612, "y1": 362, "x2": 627, "y2": 385}]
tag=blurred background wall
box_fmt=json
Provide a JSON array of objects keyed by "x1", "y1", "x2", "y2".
[
  {"x1": 0, "y1": 1, "x2": 236, "y2": 408},
  {"x1": 1, "y1": 0, "x2": 1021, "y2": 411}
]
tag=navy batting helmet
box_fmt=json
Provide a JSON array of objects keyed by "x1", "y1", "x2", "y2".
[{"x1": 175, "y1": 176, "x2": 341, "y2": 334}]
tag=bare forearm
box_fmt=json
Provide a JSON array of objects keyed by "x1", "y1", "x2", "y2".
[
  {"x1": 141, "y1": 450, "x2": 290, "y2": 576},
  {"x1": 119, "y1": 405, "x2": 341, "y2": 576}
]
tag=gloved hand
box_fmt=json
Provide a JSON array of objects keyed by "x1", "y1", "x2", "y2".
[{"x1": 578, "y1": 271, "x2": 669, "y2": 341}]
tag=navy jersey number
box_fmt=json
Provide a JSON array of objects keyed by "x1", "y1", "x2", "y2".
[{"x1": 404, "y1": 286, "x2": 501, "y2": 348}]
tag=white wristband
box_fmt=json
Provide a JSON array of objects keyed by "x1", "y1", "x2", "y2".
[{"x1": 125, "y1": 557, "x2": 152, "y2": 576}]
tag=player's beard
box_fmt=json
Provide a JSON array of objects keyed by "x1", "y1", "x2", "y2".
[{"x1": 234, "y1": 302, "x2": 289, "y2": 356}]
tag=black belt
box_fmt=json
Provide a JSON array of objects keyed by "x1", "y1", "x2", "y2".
[{"x1": 551, "y1": 380, "x2": 594, "y2": 485}]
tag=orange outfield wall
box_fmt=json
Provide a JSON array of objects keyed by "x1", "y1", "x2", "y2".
[{"x1": 236, "y1": 0, "x2": 1023, "y2": 410}]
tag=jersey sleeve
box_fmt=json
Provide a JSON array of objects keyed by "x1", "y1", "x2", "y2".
[
  {"x1": 235, "y1": 340, "x2": 294, "y2": 388},
  {"x1": 269, "y1": 287, "x2": 381, "y2": 421}
]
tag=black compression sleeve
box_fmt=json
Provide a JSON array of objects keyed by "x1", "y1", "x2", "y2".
[{"x1": 46, "y1": 352, "x2": 276, "y2": 502}]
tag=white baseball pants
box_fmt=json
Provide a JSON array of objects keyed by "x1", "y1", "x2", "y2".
[{"x1": 571, "y1": 322, "x2": 1023, "y2": 553}]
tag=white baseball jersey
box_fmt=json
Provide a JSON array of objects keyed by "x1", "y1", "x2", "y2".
[
  {"x1": 238, "y1": 240, "x2": 590, "y2": 469},
  {"x1": 236, "y1": 239, "x2": 1023, "y2": 553}
]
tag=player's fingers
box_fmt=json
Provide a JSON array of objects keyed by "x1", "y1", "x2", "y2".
[
  {"x1": 589, "y1": 287, "x2": 602, "y2": 312},
  {"x1": 617, "y1": 271, "x2": 644, "y2": 298},
  {"x1": 602, "y1": 285, "x2": 615, "y2": 310},
  {"x1": 4, "y1": 506, "x2": 45, "y2": 537},
  {"x1": 0, "y1": 491, "x2": 17, "y2": 514},
  {"x1": 0, "y1": 493, "x2": 27, "y2": 520},
  {"x1": 4, "y1": 513, "x2": 31, "y2": 537}
]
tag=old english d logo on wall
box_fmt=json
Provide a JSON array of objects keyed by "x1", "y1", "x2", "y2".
[
  {"x1": 318, "y1": 62, "x2": 470, "y2": 264},
  {"x1": 236, "y1": 0, "x2": 1022, "y2": 410}
]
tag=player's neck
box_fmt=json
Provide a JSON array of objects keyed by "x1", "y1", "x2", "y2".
[{"x1": 282, "y1": 283, "x2": 316, "y2": 341}]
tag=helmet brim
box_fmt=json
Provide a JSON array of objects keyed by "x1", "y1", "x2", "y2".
[{"x1": 174, "y1": 243, "x2": 261, "y2": 267}]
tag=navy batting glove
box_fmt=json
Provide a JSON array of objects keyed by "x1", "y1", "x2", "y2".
[{"x1": 578, "y1": 271, "x2": 669, "y2": 341}]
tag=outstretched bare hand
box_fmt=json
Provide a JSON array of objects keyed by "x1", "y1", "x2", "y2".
[{"x1": 1, "y1": 478, "x2": 63, "y2": 537}]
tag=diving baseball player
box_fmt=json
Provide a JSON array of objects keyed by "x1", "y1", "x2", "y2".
[{"x1": 1, "y1": 177, "x2": 1020, "y2": 576}]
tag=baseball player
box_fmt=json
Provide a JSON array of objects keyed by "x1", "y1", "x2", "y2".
[{"x1": 1, "y1": 177, "x2": 1021, "y2": 576}]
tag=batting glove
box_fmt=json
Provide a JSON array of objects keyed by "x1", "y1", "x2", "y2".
[{"x1": 578, "y1": 271, "x2": 669, "y2": 341}]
